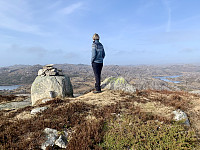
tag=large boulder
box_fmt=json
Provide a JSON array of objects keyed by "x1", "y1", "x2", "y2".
[
  {"x1": 101, "y1": 76, "x2": 136, "y2": 93},
  {"x1": 31, "y1": 76, "x2": 73, "y2": 105}
]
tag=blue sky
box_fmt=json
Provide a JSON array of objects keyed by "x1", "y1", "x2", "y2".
[{"x1": 0, "y1": 0, "x2": 200, "y2": 66}]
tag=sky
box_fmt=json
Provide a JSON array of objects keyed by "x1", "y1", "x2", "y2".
[{"x1": 0, "y1": 0, "x2": 200, "y2": 66}]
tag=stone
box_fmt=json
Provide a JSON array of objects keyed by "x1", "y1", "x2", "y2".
[
  {"x1": 44, "y1": 128, "x2": 58, "y2": 136},
  {"x1": 58, "y1": 72, "x2": 63, "y2": 76},
  {"x1": 42, "y1": 66, "x2": 49, "y2": 70},
  {"x1": 38, "y1": 65, "x2": 64, "y2": 77},
  {"x1": 38, "y1": 69, "x2": 45, "y2": 76},
  {"x1": 55, "y1": 135, "x2": 68, "y2": 148},
  {"x1": 101, "y1": 76, "x2": 136, "y2": 93},
  {"x1": 41, "y1": 128, "x2": 59, "y2": 150},
  {"x1": 31, "y1": 107, "x2": 48, "y2": 115},
  {"x1": 46, "y1": 67, "x2": 54, "y2": 70},
  {"x1": 41, "y1": 128, "x2": 69, "y2": 150},
  {"x1": 42, "y1": 98, "x2": 52, "y2": 103},
  {"x1": 45, "y1": 64, "x2": 54, "y2": 67},
  {"x1": 31, "y1": 76, "x2": 73, "y2": 105},
  {"x1": 172, "y1": 109, "x2": 190, "y2": 126},
  {"x1": 51, "y1": 68, "x2": 56, "y2": 72},
  {"x1": 190, "y1": 90, "x2": 200, "y2": 94},
  {"x1": 58, "y1": 70, "x2": 63, "y2": 76},
  {"x1": 44, "y1": 71, "x2": 57, "y2": 76}
]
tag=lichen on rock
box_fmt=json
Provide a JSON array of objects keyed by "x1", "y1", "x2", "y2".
[{"x1": 101, "y1": 76, "x2": 136, "y2": 93}]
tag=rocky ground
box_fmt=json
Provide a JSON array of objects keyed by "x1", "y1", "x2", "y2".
[{"x1": 0, "y1": 89, "x2": 200, "y2": 149}]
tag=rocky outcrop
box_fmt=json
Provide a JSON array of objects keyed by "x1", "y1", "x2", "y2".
[
  {"x1": 31, "y1": 65, "x2": 73, "y2": 105},
  {"x1": 41, "y1": 128, "x2": 68, "y2": 150},
  {"x1": 101, "y1": 76, "x2": 136, "y2": 93},
  {"x1": 172, "y1": 109, "x2": 190, "y2": 126}
]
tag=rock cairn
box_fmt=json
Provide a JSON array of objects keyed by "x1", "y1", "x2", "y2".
[
  {"x1": 31, "y1": 64, "x2": 73, "y2": 105},
  {"x1": 38, "y1": 64, "x2": 63, "y2": 76}
]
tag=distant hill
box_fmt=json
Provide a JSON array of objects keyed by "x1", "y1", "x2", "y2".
[{"x1": 0, "y1": 64, "x2": 200, "y2": 93}]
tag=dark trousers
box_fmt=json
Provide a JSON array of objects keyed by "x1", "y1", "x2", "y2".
[{"x1": 92, "y1": 62, "x2": 103, "y2": 91}]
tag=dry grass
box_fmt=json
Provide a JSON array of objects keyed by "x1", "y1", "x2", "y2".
[
  {"x1": 0, "y1": 94, "x2": 27, "y2": 104},
  {"x1": 0, "y1": 95, "x2": 16, "y2": 103},
  {"x1": 135, "y1": 89, "x2": 192, "y2": 111}
]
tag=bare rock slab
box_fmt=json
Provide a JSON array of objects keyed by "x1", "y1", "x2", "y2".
[
  {"x1": 31, "y1": 107, "x2": 48, "y2": 115},
  {"x1": 31, "y1": 76, "x2": 73, "y2": 105}
]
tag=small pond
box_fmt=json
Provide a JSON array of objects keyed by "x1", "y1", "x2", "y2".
[
  {"x1": 153, "y1": 75, "x2": 181, "y2": 83},
  {"x1": 0, "y1": 85, "x2": 21, "y2": 90}
]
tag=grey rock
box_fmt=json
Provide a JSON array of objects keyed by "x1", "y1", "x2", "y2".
[
  {"x1": 38, "y1": 69, "x2": 45, "y2": 76},
  {"x1": 41, "y1": 128, "x2": 69, "y2": 150},
  {"x1": 31, "y1": 76, "x2": 73, "y2": 105},
  {"x1": 42, "y1": 98, "x2": 52, "y2": 103},
  {"x1": 38, "y1": 65, "x2": 64, "y2": 77},
  {"x1": 31, "y1": 107, "x2": 48, "y2": 115},
  {"x1": 44, "y1": 128, "x2": 58, "y2": 136},
  {"x1": 51, "y1": 68, "x2": 57, "y2": 72},
  {"x1": 47, "y1": 67, "x2": 54, "y2": 70},
  {"x1": 101, "y1": 76, "x2": 136, "y2": 93},
  {"x1": 0, "y1": 97, "x2": 31, "y2": 111},
  {"x1": 41, "y1": 128, "x2": 58, "y2": 150},
  {"x1": 172, "y1": 109, "x2": 190, "y2": 126},
  {"x1": 43, "y1": 66, "x2": 49, "y2": 70},
  {"x1": 55, "y1": 135, "x2": 68, "y2": 148},
  {"x1": 58, "y1": 71, "x2": 63, "y2": 76},
  {"x1": 45, "y1": 64, "x2": 54, "y2": 67},
  {"x1": 45, "y1": 71, "x2": 57, "y2": 76},
  {"x1": 189, "y1": 90, "x2": 200, "y2": 94}
]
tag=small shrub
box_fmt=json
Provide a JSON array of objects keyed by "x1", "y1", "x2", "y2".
[{"x1": 100, "y1": 114, "x2": 199, "y2": 150}]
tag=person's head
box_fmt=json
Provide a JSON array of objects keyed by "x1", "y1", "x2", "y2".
[{"x1": 93, "y1": 33, "x2": 100, "y2": 41}]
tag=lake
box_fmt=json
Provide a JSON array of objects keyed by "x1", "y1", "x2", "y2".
[
  {"x1": 153, "y1": 75, "x2": 181, "y2": 83},
  {"x1": 0, "y1": 85, "x2": 21, "y2": 90}
]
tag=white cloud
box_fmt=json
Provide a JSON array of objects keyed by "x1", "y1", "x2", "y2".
[
  {"x1": 7, "y1": 44, "x2": 48, "y2": 57},
  {"x1": 0, "y1": 13, "x2": 43, "y2": 35},
  {"x1": 162, "y1": 0, "x2": 172, "y2": 32},
  {"x1": 59, "y1": 2, "x2": 83, "y2": 15},
  {"x1": 0, "y1": 0, "x2": 46, "y2": 35}
]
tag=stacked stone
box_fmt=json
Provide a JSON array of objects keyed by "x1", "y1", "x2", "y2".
[{"x1": 38, "y1": 64, "x2": 63, "y2": 76}]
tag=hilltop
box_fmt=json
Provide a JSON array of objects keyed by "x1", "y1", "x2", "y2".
[{"x1": 0, "y1": 89, "x2": 200, "y2": 149}]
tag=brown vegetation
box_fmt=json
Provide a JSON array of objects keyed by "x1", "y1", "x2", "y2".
[
  {"x1": 0, "y1": 90, "x2": 200, "y2": 149},
  {"x1": 0, "y1": 94, "x2": 27, "y2": 104},
  {"x1": 0, "y1": 95, "x2": 16, "y2": 103},
  {"x1": 136, "y1": 89, "x2": 192, "y2": 110}
]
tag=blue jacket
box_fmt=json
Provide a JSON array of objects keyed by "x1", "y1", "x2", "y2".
[{"x1": 91, "y1": 40, "x2": 105, "y2": 63}]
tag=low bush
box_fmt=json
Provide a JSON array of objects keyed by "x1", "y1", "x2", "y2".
[{"x1": 101, "y1": 114, "x2": 199, "y2": 150}]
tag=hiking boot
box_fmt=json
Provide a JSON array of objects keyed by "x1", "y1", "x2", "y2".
[{"x1": 93, "y1": 91, "x2": 101, "y2": 94}]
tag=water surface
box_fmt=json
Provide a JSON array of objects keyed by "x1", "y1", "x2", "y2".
[
  {"x1": 0, "y1": 85, "x2": 21, "y2": 90},
  {"x1": 153, "y1": 75, "x2": 181, "y2": 83}
]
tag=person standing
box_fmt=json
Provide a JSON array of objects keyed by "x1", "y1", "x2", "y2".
[{"x1": 91, "y1": 33, "x2": 105, "y2": 93}]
